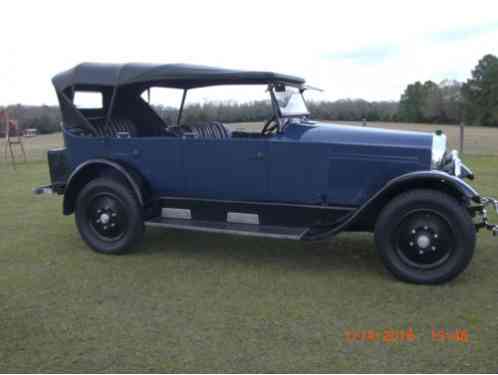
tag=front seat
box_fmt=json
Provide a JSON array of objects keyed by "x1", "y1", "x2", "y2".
[{"x1": 182, "y1": 121, "x2": 231, "y2": 139}]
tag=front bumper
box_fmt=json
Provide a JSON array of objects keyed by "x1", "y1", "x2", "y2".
[
  {"x1": 439, "y1": 150, "x2": 497, "y2": 235},
  {"x1": 474, "y1": 197, "x2": 498, "y2": 236}
]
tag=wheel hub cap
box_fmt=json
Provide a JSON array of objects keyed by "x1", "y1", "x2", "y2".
[
  {"x1": 87, "y1": 193, "x2": 127, "y2": 241},
  {"x1": 100, "y1": 213, "x2": 110, "y2": 225},
  {"x1": 416, "y1": 234, "x2": 431, "y2": 249},
  {"x1": 395, "y1": 209, "x2": 454, "y2": 270}
]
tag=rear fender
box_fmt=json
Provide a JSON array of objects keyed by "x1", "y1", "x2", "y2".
[{"x1": 63, "y1": 159, "x2": 148, "y2": 215}]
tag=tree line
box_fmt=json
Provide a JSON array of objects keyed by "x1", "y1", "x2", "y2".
[
  {"x1": 398, "y1": 54, "x2": 498, "y2": 126},
  {"x1": 2, "y1": 54, "x2": 497, "y2": 134},
  {"x1": 1, "y1": 105, "x2": 61, "y2": 134}
]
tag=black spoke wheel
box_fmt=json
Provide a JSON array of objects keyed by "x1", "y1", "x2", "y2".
[
  {"x1": 87, "y1": 193, "x2": 128, "y2": 242},
  {"x1": 75, "y1": 177, "x2": 144, "y2": 254},
  {"x1": 375, "y1": 189, "x2": 476, "y2": 284},
  {"x1": 395, "y1": 209, "x2": 454, "y2": 270}
]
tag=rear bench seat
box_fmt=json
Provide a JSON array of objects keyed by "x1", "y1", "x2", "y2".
[{"x1": 83, "y1": 118, "x2": 230, "y2": 139}]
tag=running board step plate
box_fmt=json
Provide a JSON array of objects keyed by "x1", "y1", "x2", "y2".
[{"x1": 145, "y1": 217, "x2": 307, "y2": 240}]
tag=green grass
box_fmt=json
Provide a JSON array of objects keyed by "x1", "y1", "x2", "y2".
[{"x1": 1, "y1": 136, "x2": 498, "y2": 372}]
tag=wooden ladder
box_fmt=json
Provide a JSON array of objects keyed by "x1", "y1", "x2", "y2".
[{"x1": 1, "y1": 110, "x2": 27, "y2": 168}]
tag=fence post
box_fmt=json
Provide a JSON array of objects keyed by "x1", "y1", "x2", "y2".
[{"x1": 459, "y1": 122, "x2": 464, "y2": 155}]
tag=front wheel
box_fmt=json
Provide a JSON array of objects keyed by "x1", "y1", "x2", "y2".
[
  {"x1": 374, "y1": 189, "x2": 476, "y2": 284},
  {"x1": 75, "y1": 177, "x2": 144, "y2": 254}
]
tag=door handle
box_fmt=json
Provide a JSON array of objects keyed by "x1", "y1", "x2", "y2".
[
  {"x1": 251, "y1": 151, "x2": 264, "y2": 160},
  {"x1": 249, "y1": 151, "x2": 265, "y2": 160},
  {"x1": 132, "y1": 148, "x2": 141, "y2": 158}
]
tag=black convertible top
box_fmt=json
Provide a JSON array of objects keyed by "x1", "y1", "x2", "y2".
[{"x1": 52, "y1": 63, "x2": 305, "y2": 92}]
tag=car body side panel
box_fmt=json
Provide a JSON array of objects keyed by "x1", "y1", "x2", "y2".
[
  {"x1": 270, "y1": 122, "x2": 432, "y2": 206},
  {"x1": 182, "y1": 138, "x2": 268, "y2": 201},
  {"x1": 109, "y1": 137, "x2": 184, "y2": 195},
  {"x1": 63, "y1": 131, "x2": 107, "y2": 167},
  {"x1": 63, "y1": 121, "x2": 433, "y2": 211},
  {"x1": 327, "y1": 145, "x2": 424, "y2": 205},
  {"x1": 267, "y1": 140, "x2": 329, "y2": 204},
  {"x1": 64, "y1": 131, "x2": 185, "y2": 196}
]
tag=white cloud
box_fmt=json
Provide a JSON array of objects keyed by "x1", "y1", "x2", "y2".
[{"x1": 1, "y1": 0, "x2": 498, "y2": 104}]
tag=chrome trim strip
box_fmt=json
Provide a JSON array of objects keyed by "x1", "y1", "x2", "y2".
[
  {"x1": 162, "y1": 208, "x2": 191, "y2": 220},
  {"x1": 227, "y1": 212, "x2": 259, "y2": 225}
]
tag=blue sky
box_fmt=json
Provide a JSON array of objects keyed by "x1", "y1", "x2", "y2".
[
  {"x1": 323, "y1": 45, "x2": 400, "y2": 64},
  {"x1": 431, "y1": 21, "x2": 498, "y2": 43},
  {"x1": 325, "y1": 21, "x2": 498, "y2": 63},
  {"x1": 1, "y1": 0, "x2": 498, "y2": 104}
]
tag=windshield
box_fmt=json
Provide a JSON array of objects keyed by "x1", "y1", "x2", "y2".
[{"x1": 273, "y1": 86, "x2": 309, "y2": 117}]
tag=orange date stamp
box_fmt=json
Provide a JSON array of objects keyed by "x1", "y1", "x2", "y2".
[
  {"x1": 431, "y1": 328, "x2": 469, "y2": 343},
  {"x1": 344, "y1": 327, "x2": 469, "y2": 343}
]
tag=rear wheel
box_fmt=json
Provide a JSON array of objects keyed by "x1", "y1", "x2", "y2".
[
  {"x1": 374, "y1": 189, "x2": 476, "y2": 284},
  {"x1": 75, "y1": 177, "x2": 144, "y2": 254}
]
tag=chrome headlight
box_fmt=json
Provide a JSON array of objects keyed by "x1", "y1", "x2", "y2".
[
  {"x1": 449, "y1": 150, "x2": 462, "y2": 177},
  {"x1": 437, "y1": 148, "x2": 474, "y2": 179},
  {"x1": 431, "y1": 133, "x2": 447, "y2": 169}
]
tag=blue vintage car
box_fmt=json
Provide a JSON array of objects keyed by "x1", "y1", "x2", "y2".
[{"x1": 36, "y1": 63, "x2": 498, "y2": 284}]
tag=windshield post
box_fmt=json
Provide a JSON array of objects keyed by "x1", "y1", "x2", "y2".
[
  {"x1": 176, "y1": 89, "x2": 188, "y2": 126},
  {"x1": 268, "y1": 84, "x2": 283, "y2": 132},
  {"x1": 105, "y1": 86, "x2": 118, "y2": 129}
]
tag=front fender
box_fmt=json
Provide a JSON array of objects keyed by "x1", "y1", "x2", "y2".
[
  {"x1": 381, "y1": 170, "x2": 480, "y2": 203},
  {"x1": 63, "y1": 159, "x2": 146, "y2": 215},
  {"x1": 303, "y1": 170, "x2": 480, "y2": 240}
]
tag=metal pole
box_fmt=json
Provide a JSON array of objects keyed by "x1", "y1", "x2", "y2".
[{"x1": 460, "y1": 122, "x2": 464, "y2": 155}]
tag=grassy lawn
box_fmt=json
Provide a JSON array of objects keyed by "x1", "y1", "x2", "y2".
[{"x1": 1, "y1": 132, "x2": 498, "y2": 372}]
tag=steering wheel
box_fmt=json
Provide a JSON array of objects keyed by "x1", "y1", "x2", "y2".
[{"x1": 261, "y1": 116, "x2": 279, "y2": 135}]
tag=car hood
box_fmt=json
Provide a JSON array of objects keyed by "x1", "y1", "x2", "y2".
[
  {"x1": 283, "y1": 121, "x2": 433, "y2": 149},
  {"x1": 278, "y1": 121, "x2": 435, "y2": 204}
]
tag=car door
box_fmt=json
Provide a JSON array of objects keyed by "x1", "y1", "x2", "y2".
[
  {"x1": 182, "y1": 137, "x2": 268, "y2": 201},
  {"x1": 267, "y1": 134, "x2": 329, "y2": 205},
  {"x1": 110, "y1": 137, "x2": 185, "y2": 195}
]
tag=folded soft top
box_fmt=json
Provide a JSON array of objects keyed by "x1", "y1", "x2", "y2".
[{"x1": 52, "y1": 62, "x2": 305, "y2": 91}]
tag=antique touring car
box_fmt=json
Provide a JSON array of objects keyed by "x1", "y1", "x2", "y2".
[{"x1": 35, "y1": 63, "x2": 498, "y2": 284}]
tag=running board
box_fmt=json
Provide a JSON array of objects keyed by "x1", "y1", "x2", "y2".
[{"x1": 145, "y1": 217, "x2": 307, "y2": 240}]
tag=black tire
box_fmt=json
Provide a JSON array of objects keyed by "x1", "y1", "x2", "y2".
[
  {"x1": 75, "y1": 177, "x2": 144, "y2": 254},
  {"x1": 374, "y1": 189, "x2": 476, "y2": 284}
]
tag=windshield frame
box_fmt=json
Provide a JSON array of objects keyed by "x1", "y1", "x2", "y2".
[{"x1": 269, "y1": 83, "x2": 310, "y2": 119}]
